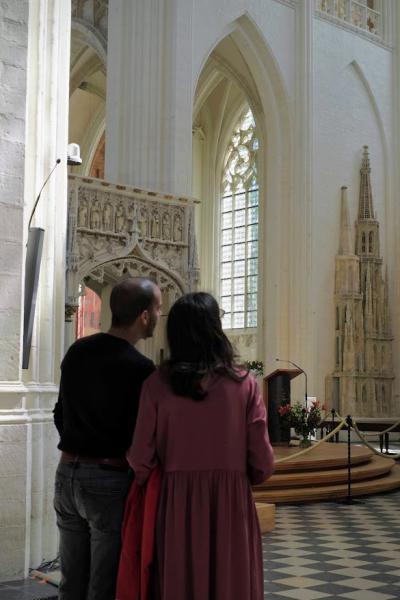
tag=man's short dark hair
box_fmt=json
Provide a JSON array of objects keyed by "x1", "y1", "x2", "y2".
[{"x1": 110, "y1": 277, "x2": 157, "y2": 327}]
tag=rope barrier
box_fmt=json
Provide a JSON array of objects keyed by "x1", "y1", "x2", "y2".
[
  {"x1": 351, "y1": 420, "x2": 400, "y2": 460},
  {"x1": 351, "y1": 418, "x2": 400, "y2": 437},
  {"x1": 273, "y1": 409, "x2": 400, "y2": 465},
  {"x1": 275, "y1": 418, "x2": 347, "y2": 464},
  {"x1": 324, "y1": 411, "x2": 400, "y2": 439}
]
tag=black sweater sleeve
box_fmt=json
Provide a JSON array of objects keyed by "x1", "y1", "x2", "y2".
[{"x1": 53, "y1": 384, "x2": 64, "y2": 435}]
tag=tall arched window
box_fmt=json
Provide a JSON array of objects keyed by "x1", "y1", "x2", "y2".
[{"x1": 219, "y1": 108, "x2": 259, "y2": 329}]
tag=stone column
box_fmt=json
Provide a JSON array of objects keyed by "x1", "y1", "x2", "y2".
[
  {"x1": 0, "y1": 0, "x2": 71, "y2": 580},
  {"x1": 289, "y1": 0, "x2": 315, "y2": 402},
  {"x1": 105, "y1": 0, "x2": 193, "y2": 196},
  {"x1": 390, "y1": 0, "x2": 400, "y2": 409}
]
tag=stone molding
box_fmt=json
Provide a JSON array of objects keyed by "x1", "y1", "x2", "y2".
[
  {"x1": 72, "y1": 0, "x2": 108, "y2": 49},
  {"x1": 0, "y1": 409, "x2": 54, "y2": 425}
]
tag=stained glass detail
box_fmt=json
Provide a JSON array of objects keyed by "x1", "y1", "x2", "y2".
[
  {"x1": 234, "y1": 261, "x2": 245, "y2": 277},
  {"x1": 234, "y1": 227, "x2": 246, "y2": 243},
  {"x1": 233, "y1": 313, "x2": 245, "y2": 328},
  {"x1": 247, "y1": 312, "x2": 257, "y2": 327},
  {"x1": 233, "y1": 295, "x2": 245, "y2": 311},
  {"x1": 222, "y1": 212, "x2": 232, "y2": 229},
  {"x1": 221, "y1": 245, "x2": 232, "y2": 262},
  {"x1": 221, "y1": 279, "x2": 232, "y2": 295},
  {"x1": 222, "y1": 196, "x2": 232, "y2": 213},
  {"x1": 234, "y1": 210, "x2": 246, "y2": 227},
  {"x1": 234, "y1": 278, "x2": 245, "y2": 294},
  {"x1": 234, "y1": 244, "x2": 246, "y2": 260}
]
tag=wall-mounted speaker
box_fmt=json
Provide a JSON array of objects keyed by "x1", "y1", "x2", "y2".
[{"x1": 22, "y1": 227, "x2": 44, "y2": 369}]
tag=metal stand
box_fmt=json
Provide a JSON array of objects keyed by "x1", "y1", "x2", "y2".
[
  {"x1": 338, "y1": 415, "x2": 363, "y2": 505},
  {"x1": 329, "y1": 408, "x2": 336, "y2": 442}
]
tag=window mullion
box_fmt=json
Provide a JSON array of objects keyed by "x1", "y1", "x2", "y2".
[
  {"x1": 231, "y1": 196, "x2": 234, "y2": 319},
  {"x1": 244, "y1": 188, "x2": 249, "y2": 325}
]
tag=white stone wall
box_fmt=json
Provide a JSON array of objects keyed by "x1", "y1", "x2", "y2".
[
  {"x1": 0, "y1": 0, "x2": 71, "y2": 581},
  {"x1": 0, "y1": 0, "x2": 28, "y2": 381},
  {"x1": 0, "y1": 0, "x2": 29, "y2": 580},
  {"x1": 106, "y1": 0, "x2": 399, "y2": 408},
  {"x1": 1, "y1": 0, "x2": 399, "y2": 581},
  {"x1": 313, "y1": 16, "x2": 396, "y2": 406}
]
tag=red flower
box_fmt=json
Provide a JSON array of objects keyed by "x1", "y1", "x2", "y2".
[{"x1": 278, "y1": 404, "x2": 292, "y2": 416}]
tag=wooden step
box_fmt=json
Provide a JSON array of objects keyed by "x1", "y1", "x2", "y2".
[
  {"x1": 257, "y1": 455, "x2": 395, "y2": 489},
  {"x1": 255, "y1": 503, "x2": 275, "y2": 533},
  {"x1": 273, "y1": 443, "x2": 373, "y2": 472},
  {"x1": 253, "y1": 464, "x2": 400, "y2": 504}
]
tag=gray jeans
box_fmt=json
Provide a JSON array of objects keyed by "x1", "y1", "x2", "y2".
[{"x1": 54, "y1": 461, "x2": 133, "y2": 600}]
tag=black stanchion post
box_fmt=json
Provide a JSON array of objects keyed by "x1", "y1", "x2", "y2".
[
  {"x1": 330, "y1": 408, "x2": 335, "y2": 443},
  {"x1": 346, "y1": 414, "x2": 352, "y2": 503},
  {"x1": 336, "y1": 414, "x2": 364, "y2": 506}
]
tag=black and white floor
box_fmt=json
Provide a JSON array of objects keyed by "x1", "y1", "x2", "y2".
[
  {"x1": 0, "y1": 490, "x2": 399, "y2": 599},
  {"x1": 263, "y1": 490, "x2": 400, "y2": 599}
]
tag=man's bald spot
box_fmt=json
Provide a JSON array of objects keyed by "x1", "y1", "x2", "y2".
[{"x1": 110, "y1": 277, "x2": 158, "y2": 327}]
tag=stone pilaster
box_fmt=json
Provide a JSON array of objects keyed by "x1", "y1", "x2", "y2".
[
  {"x1": 0, "y1": 0, "x2": 71, "y2": 580},
  {"x1": 105, "y1": 0, "x2": 193, "y2": 196},
  {"x1": 290, "y1": 0, "x2": 315, "y2": 399}
]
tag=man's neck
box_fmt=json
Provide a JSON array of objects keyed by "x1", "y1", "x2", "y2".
[{"x1": 107, "y1": 326, "x2": 141, "y2": 347}]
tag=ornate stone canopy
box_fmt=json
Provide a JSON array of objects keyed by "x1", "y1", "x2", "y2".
[{"x1": 66, "y1": 175, "x2": 199, "y2": 320}]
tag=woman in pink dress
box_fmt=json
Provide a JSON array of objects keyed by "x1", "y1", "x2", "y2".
[{"x1": 127, "y1": 292, "x2": 274, "y2": 600}]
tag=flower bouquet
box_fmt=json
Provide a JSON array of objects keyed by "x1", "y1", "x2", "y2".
[
  {"x1": 278, "y1": 400, "x2": 326, "y2": 448},
  {"x1": 244, "y1": 360, "x2": 264, "y2": 377}
]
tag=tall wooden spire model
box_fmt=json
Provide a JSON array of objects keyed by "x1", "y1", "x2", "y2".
[{"x1": 327, "y1": 147, "x2": 394, "y2": 417}]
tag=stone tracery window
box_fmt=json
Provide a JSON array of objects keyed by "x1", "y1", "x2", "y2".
[{"x1": 219, "y1": 108, "x2": 259, "y2": 330}]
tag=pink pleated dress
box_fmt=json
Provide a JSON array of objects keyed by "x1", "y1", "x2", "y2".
[{"x1": 127, "y1": 370, "x2": 274, "y2": 600}]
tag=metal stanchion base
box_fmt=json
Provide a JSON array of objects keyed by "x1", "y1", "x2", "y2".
[{"x1": 337, "y1": 497, "x2": 364, "y2": 505}]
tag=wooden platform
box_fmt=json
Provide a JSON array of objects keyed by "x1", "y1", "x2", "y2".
[
  {"x1": 253, "y1": 442, "x2": 400, "y2": 504},
  {"x1": 255, "y1": 503, "x2": 275, "y2": 533}
]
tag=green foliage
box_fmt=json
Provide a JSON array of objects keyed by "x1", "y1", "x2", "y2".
[
  {"x1": 278, "y1": 400, "x2": 325, "y2": 438},
  {"x1": 244, "y1": 360, "x2": 264, "y2": 377}
]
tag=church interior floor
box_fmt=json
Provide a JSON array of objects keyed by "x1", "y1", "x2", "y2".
[
  {"x1": 0, "y1": 488, "x2": 399, "y2": 599},
  {"x1": 0, "y1": 576, "x2": 57, "y2": 599},
  {"x1": 263, "y1": 489, "x2": 400, "y2": 599}
]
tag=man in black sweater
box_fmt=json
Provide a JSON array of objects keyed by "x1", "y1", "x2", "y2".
[{"x1": 53, "y1": 277, "x2": 162, "y2": 600}]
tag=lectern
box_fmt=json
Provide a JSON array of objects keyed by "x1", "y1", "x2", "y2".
[{"x1": 263, "y1": 368, "x2": 302, "y2": 445}]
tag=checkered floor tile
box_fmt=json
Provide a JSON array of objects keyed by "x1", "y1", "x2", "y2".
[
  {"x1": 262, "y1": 490, "x2": 400, "y2": 599},
  {"x1": 2, "y1": 489, "x2": 400, "y2": 599}
]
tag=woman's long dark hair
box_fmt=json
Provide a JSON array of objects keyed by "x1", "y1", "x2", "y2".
[{"x1": 161, "y1": 292, "x2": 247, "y2": 400}]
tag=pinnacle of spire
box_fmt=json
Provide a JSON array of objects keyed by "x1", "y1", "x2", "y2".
[
  {"x1": 358, "y1": 145, "x2": 374, "y2": 220},
  {"x1": 339, "y1": 186, "x2": 352, "y2": 254}
]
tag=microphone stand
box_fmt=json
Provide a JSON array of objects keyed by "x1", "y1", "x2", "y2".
[
  {"x1": 276, "y1": 357, "x2": 308, "y2": 409},
  {"x1": 28, "y1": 158, "x2": 61, "y2": 230}
]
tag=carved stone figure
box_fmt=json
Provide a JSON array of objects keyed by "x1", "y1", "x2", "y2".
[
  {"x1": 162, "y1": 213, "x2": 171, "y2": 240},
  {"x1": 139, "y1": 209, "x2": 148, "y2": 238},
  {"x1": 78, "y1": 200, "x2": 88, "y2": 228},
  {"x1": 173, "y1": 213, "x2": 183, "y2": 242},
  {"x1": 67, "y1": 176, "x2": 199, "y2": 334},
  {"x1": 103, "y1": 203, "x2": 113, "y2": 231},
  {"x1": 90, "y1": 200, "x2": 101, "y2": 230},
  {"x1": 151, "y1": 212, "x2": 160, "y2": 238},
  {"x1": 115, "y1": 203, "x2": 125, "y2": 233}
]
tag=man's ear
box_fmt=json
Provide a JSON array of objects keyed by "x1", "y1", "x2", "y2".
[{"x1": 140, "y1": 309, "x2": 149, "y2": 326}]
